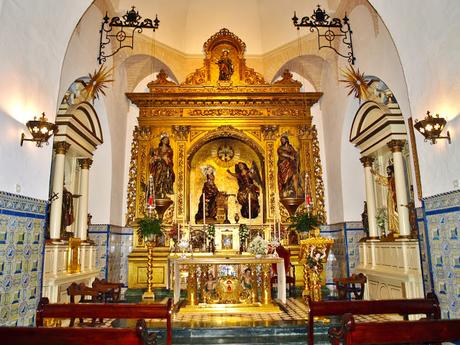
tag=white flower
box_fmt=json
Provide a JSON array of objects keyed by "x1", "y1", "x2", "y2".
[{"x1": 248, "y1": 235, "x2": 268, "y2": 255}]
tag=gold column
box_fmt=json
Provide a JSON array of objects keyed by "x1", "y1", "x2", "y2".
[
  {"x1": 187, "y1": 264, "x2": 198, "y2": 306},
  {"x1": 250, "y1": 264, "x2": 258, "y2": 303},
  {"x1": 172, "y1": 125, "x2": 191, "y2": 224},
  {"x1": 297, "y1": 124, "x2": 326, "y2": 222},
  {"x1": 143, "y1": 240, "x2": 156, "y2": 300},
  {"x1": 260, "y1": 263, "x2": 272, "y2": 305},
  {"x1": 261, "y1": 125, "x2": 279, "y2": 221}
]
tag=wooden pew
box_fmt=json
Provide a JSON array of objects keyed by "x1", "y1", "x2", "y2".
[
  {"x1": 333, "y1": 273, "x2": 367, "y2": 300},
  {"x1": 92, "y1": 278, "x2": 124, "y2": 302},
  {"x1": 307, "y1": 293, "x2": 440, "y2": 345},
  {"x1": 36, "y1": 297, "x2": 173, "y2": 345},
  {"x1": 0, "y1": 319, "x2": 155, "y2": 345},
  {"x1": 329, "y1": 313, "x2": 460, "y2": 345}
]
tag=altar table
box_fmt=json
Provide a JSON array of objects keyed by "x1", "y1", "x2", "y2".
[{"x1": 172, "y1": 256, "x2": 286, "y2": 305}]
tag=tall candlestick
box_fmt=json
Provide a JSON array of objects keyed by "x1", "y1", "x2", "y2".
[
  {"x1": 305, "y1": 173, "x2": 312, "y2": 207},
  {"x1": 203, "y1": 193, "x2": 206, "y2": 225},
  {"x1": 178, "y1": 223, "x2": 181, "y2": 240}
]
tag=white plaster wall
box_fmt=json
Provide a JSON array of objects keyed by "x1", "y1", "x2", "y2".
[
  {"x1": 0, "y1": 0, "x2": 91, "y2": 199},
  {"x1": 341, "y1": 98, "x2": 365, "y2": 221},
  {"x1": 88, "y1": 98, "x2": 112, "y2": 224},
  {"x1": 369, "y1": 0, "x2": 460, "y2": 197}
]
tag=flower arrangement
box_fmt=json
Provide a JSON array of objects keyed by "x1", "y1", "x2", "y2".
[
  {"x1": 207, "y1": 224, "x2": 215, "y2": 242},
  {"x1": 376, "y1": 208, "x2": 387, "y2": 235},
  {"x1": 288, "y1": 212, "x2": 321, "y2": 233},
  {"x1": 138, "y1": 216, "x2": 163, "y2": 241},
  {"x1": 248, "y1": 235, "x2": 268, "y2": 256},
  {"x1": 239, "y1": 224, "x2": 249, "y2": 241}
]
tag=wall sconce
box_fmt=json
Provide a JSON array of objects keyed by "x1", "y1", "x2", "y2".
[
  {"x1": 414, "y1": 111, "x2": 451, "y2": 144},
  {"x1": 20, "y1": 112, "x2": 58, "y2": 147},
  {"x1": 98, "y1": 6, "x2": 160, "y2": 64},
  {"x1": 292, "y1": 5, "x2": 355, "y2": 65}
]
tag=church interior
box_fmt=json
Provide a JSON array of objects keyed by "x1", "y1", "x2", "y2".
[{"x1": 0, "y1": 0, "x2": 459, "y2": 344}]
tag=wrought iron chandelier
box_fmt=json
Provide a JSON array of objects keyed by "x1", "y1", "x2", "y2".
[
  {"x1": 292, "y1": 5, "x2": 355, "y2": 65},
  {"x1": 98, "y1": 6, "x2": 159, "y2": 64},
  {"x1": 414, "y1": 111, "x2": 451, "y2": 144}
]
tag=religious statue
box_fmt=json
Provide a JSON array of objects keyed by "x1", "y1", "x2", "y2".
[
  {"x1": 149, "y1": 132, "x2": 174, "y2": 199},
  {"x1": 240, "y1": 267, "x2": 253, "y2": 289},
  {"x1": 372, "y1": 161, "x2": 399, "y2": 237},
  {"x1": 307, "y1": 245, "x2": 327, "y2": 275},
  {"x1": 361, "y1": 201, "x2": 369, "y2": 238},
  {"x1": 61, "y1": 187, "x2": 75, "y2": 238},
  {"x1": 216, "y1": 49, "x2": 234, "y2": 81},
  {"x1": 277, "y1": 134, "x2": 304, "y2": 198},
  {"x1": 227, "y1": 162, "x2": 261, "y2": 219},
  {"x1": 195, "y1": 166, "x2": 220, "y2": 224}
]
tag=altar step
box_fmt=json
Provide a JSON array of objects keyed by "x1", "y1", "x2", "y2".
[{"x1": 166, "y1": 323, "x2": 331, "y2": 345}]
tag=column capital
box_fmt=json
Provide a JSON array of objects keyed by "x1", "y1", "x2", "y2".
[
  {"x1": 387, "y1": 139, "x2": 405, "y2": 153},
  {"x1": 172, "y1": 125, "x2": 191, "y2": 141},
  {"x1": 360, "y1": 156, "x2": 374, "y2": 167},
  {"x1": 53, "y1": 141, "x2": 70, "y2": 155},
  {"x1": 78, "y1": 158, "x2": 93, "y2": 170},
  {"x1": 261, "y1": 125, "x2": 279, "y2": 140}
]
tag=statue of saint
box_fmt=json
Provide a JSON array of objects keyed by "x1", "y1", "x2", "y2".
[
  {"x1": 61, "y1": 187, "x2": 75, "y2": 238},
  {"x1": 216, "y1": 49, "x2": 234, "y2": 81},
  {"x1": 227, "y1": 162, "x2": 261, "y2": 219},
  {"x1": 361, "y1": 201, "x2": 369, "y2": 238},
  {"x1": 373, "y1": 162, "x2": 399, "y2": 237},
  {"x1": 277, "y1": 134, "x2": 304, "y2": 198},
  {"x1": 149, "y1": 133, "x2": 174, "y2": 199},
  {"x1": 195, "y1": 168, "x2": 220, "y2": 224}
]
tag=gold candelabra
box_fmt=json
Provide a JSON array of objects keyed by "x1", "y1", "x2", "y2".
[{"x1": 143, "y1": 239, "x2": 156, "y2": 300}]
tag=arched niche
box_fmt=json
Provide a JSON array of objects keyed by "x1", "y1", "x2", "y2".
[{"x1": 187, "y1": 126, "x2": 266, "y2": 224}]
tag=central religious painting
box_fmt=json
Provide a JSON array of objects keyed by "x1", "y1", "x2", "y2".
[{"x1": 125, "y1": 28, "x2": 325, "y2": 291}]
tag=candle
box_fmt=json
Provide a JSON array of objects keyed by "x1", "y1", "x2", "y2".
[
  {"x1": 203, "y1": 193, "x2": 206, "y2": 225},
  {"x1": 248, "y1": 191, "x2": 252, "y2": 222}
]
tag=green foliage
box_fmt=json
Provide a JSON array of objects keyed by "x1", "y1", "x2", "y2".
[
  {"x1": 239, "y1": 224, "x2": 249, "y2": 240},
  {"x1": 138, "y1": 217, "x2": 163, "y2": 237},
  {"x1": 288, "y1": 212, "x2": 321, "y2": 233}
]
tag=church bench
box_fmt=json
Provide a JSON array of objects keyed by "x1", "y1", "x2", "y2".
[
  {"x1": 328, "y1": 313, "x2": 460, "y2": 344},
  {"x1": 36, "y1": 297, "x2": 172, "y2": 345},
  {"x1": 307, "y1": 293, "x2": 440, "y2": 345},
  {"x1": 0, "y1": 319, "x2": 155, "y2": 345},
  {"x1": 92, "y1": 278, "x2": 124, "y2": 302},
  {"x1": 333, "y1": 273, "x2": 367, "y2": 300}
]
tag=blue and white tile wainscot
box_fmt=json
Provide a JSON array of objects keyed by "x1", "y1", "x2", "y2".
[
  {"x1": 0, "y1": 191, "x2": 46, "y2": 326},
  {"x1": 422, "y1": 190, "x2": 460, "y2": 319}
]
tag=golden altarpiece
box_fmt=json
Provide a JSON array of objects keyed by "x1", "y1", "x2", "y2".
[{"x1": 125, "y1": 29, "x2": 326, "y2": 304}]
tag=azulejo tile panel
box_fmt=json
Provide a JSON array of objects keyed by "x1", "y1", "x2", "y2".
[
  {"x1": 88, "y1": 224, "x2": 133, "y2": 287},
  {"x1": 88, "y1": 224, "x2": 110, "y2": 280},
  {"x1": 344, "y1": 222, "x2": 366, "y2": 275},
  {"x1": 108, "y1": 226, "x2": 133, "y2": 287},
  {"x1": 423, "y1": 190, "x2": 460, "y2": 319},
  {"x1": 321, "y1": 223, "x2": 346, "y2": 292},
  {"x1": 0, "y1": 191, "x2": 46, "y2": 326}
]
